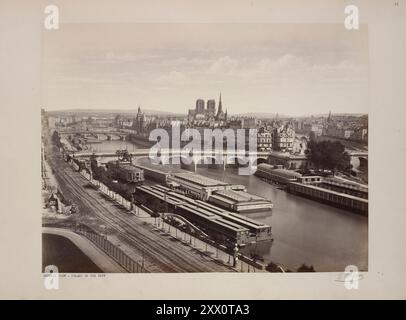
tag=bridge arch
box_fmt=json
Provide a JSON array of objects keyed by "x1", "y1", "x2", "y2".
[
  {"x1": 226, "y1": 156, "x2": 248, "y2": 167},
  {"x1": 253, "y1": 157, "x2": 268, "y2": 165},
  {"x1": 226, "y1": 155, "x2": 268, "y2": 167}
]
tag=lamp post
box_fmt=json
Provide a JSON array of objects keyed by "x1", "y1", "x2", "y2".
[{"x1": 233, "y1": 243, "x2": 239, "y2": 268}]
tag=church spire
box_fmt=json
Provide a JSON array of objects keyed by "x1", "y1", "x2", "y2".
[{"x1": 216, "y1": 92, "x2": 224, "y2": 121}]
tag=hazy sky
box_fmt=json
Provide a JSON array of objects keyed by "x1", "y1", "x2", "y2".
[{"x1": 42, "y1": 23, "x2": 369, "y2": 115}]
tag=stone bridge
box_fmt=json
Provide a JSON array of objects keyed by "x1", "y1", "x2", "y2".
[
  {"x1": 71, "y1": 148, "x2": 270, "y2": 170},
  {"x1": 59, "y1": 130, "x2": 127, "y2": 141}
]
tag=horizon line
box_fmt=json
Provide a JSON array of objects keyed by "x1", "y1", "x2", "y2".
[{"x1": 44, "y1": 107, "x2": 368, "y2": 118}]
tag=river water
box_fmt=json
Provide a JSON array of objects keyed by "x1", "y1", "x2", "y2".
[{"x1": 88, "y1": 140, "x2": 368, "y2": 272}]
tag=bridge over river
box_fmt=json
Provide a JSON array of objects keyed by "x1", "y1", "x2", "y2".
[
  {"x1": 70, "y1": 148, "x2": 367, "y2": 161},
  {"x1": 68, "y1": 148, "x2": 271, "y2": 170},
  {"x1": 59, "y1": 130, "x2": 127, "y2": 141}
]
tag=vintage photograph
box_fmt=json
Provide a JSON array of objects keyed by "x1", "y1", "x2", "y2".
[{"x1": 41, "y1": 23, "x2": 368, "y2": 273}]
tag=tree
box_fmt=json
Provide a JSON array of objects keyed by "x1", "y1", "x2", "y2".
[
  {"x1": 51, "y1": 130, "x2": 62, "y2": 148},
  {"x1": 90, "y1": 154, "x2": 100, "y2": 178},
  {"x1": 90, "y1": 154, "x2": 106, "y2": 181},
  {"x1": 309, "y1": 131, "x2": 317, "y2": 142},
  {"x1": 308, "y1": 139, "x2": 352, "y2": 172}
]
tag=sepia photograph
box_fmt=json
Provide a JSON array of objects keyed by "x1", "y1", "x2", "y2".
[
  {"x1": 41, "y1": 23, "x2": 368, "y2": 274},
  {"x1": 2, "y1": 0, "x2": 406, "y2": 302}
]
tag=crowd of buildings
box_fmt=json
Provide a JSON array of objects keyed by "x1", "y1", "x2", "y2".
[
  {"x1": 45, "y1": 96, "x2": 368, "y2": 158},
  {"x1": 292, "y1": 111, "x2": 368, "y2": 142}
]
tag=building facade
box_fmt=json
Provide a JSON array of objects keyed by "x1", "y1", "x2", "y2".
[
  {"x1": 257, "y1": 129, "x2": 272, "y2": 152},
  {"x1": 196, "y1": 99, "x2": 205, "y2": 115},
  {"x1": 273, "y1": 124, "x2": 295, "y2": 152},
  {"x1": 207, "y1": 99, "x2": 216, "y2": 117},
  {"x1": 133, "y1": 106, "x2": 146, "y2": 134}
]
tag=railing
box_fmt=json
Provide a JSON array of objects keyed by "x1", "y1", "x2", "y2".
[{"x1": 74, "y1": 224, "x2": 148, "y2": 273}]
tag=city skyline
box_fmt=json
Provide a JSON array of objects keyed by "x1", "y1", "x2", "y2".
[
  {"x1": 44, "y1": 105, "x2": 368, "y2": 118},
  {"x1": 42, "y1": 23, "x2": 369, "y2": 116}
]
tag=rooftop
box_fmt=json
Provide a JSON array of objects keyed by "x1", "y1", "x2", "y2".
[
  {"x1": 323, "y1": 177, "x2": 368, "y2": 192},
  {"x1": 213, "y1": 189, "x2": 264, "y2": 203},
  {"x1": 108, "y1": 161, "x2": 143, "y2": 172},
  {"x1": 289, "y1": 182, "x2": 369, "y2": 203},
  {"x1": 119, "y1": 164, "x2": 143, "y2": 172},
  {"x1": 135, "y1": 161, "x2": 187, "y2": 174},
  {"x1": 268, "y1": 151, "x2": 308, "y2": 160},
  {"x1": 173, "y1": 172, "x2": 229, "y2": 187},
  {"x1": 257, "y1": 164, "x2": 303, "y2": 178}
]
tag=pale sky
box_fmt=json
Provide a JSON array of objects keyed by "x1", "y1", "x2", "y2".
[{"x1": 41, "y1": 23, "x2": 369, "y2": 115}]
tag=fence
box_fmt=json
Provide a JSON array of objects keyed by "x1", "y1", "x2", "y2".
[{"x1": 74, "y1": 224, "x2": 148, "y2": 273}]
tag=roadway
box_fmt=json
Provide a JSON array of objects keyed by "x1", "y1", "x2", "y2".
[{"x1": 44, "y1": 133, "x2": 234, "y2": 273}]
